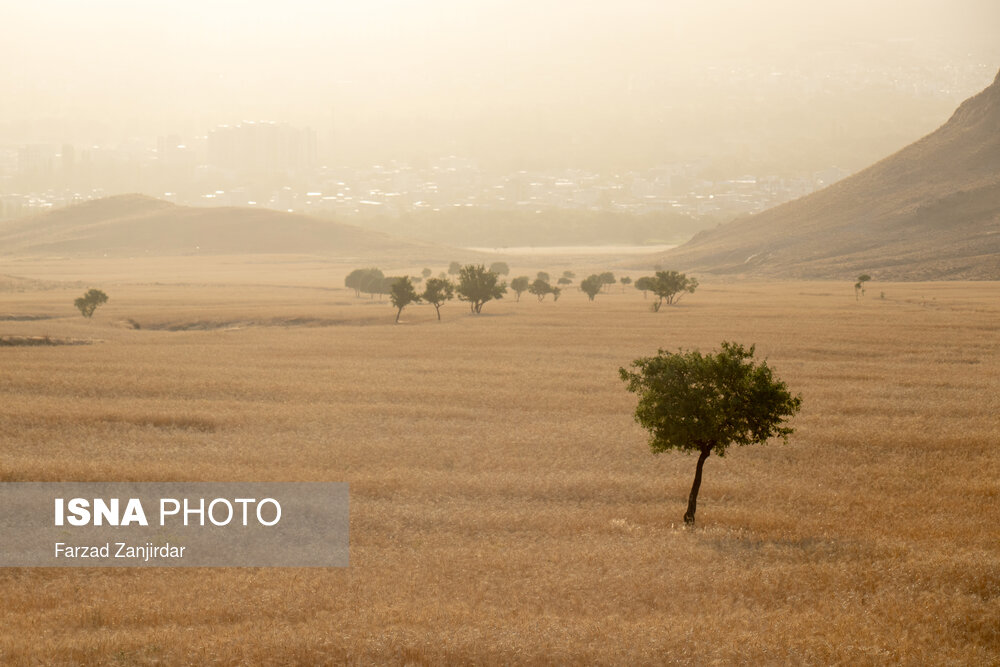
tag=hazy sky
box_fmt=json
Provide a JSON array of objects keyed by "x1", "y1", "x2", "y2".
[{"x1": 3, "y1": 1, "x2": 999, "y2": 169}]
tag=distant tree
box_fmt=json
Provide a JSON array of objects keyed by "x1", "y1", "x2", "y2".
[
  {"x1": 422, "y1": 277, "x2": 454, "y2": 321},
  {"x1": 352, "y1": 268, "x2": 385, "y2": 300},
  {"x1": 599, "y1": 271, "x2": 616, "y2": 292},
  {"x1": 456, "y1": 264, "x2": 506, "y2": 313},
  {"x1": 411, "y1": 275, "x2": 423, "y2": 284},
  {"x1": 489, "y1": 261, "x2": 510, "y2": 276},
  {"x1": 552, "y1": 286, "x2": 562, "y2": 302},
  {"x1": 855, "y1": 273, "x2": 872, "y2": 300},
  {"x1": 422, "y1": 268, "x2": 432, "y2": 279},
  {"x1": 644, "y1": 270, "x2": 698, "y2": 312},
  {"x1": 389, "y1": 277, "x2": 420, "y2": 323},
  {"x1": 557, "y1": 276, "x2": 572, "y2": 286},
  {"x1": 620, "y1": 342, "x2": 802, "y2": 525},
  {"x1": 448, "y1": 261, "x2": 462, "y2": 275},
  {"x1": 74, "y1": 288, "x2": 109, "y2": 318},
  {"x1": 620, "y1": 276, "x2": 633, "y2": 292},
  {"x1": 529, "y1": 278, "x2": 555, "y2": 301},
  {"x1": 344, "y1": 268, "x2": 368, "y2": 297},
  {"x1": 510, "y1": 276, "x2": 531, "y2": 302},
  {"x1": 562, "y1": 270, "x2": 575, "y2": 282},
  {"x1": 536, "y1": 271, "x2": 550, "y2": 283},
  {"x1": 635, "y1": 276, "x2": 654, "y2": 299},
  {"x1": 580, "y1": 275, "x2": 603, "y2": 301}
]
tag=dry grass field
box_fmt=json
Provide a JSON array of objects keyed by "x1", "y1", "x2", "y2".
[{"x1": 1, "y1": 263, "x2": 998, "y2": 664}]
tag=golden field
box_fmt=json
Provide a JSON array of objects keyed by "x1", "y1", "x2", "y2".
[{"x1": 1, "y1": 262, "x2": 998, "y2": 665}]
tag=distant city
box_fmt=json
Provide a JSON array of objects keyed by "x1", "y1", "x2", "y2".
[{"x1": 0, "y1": 121, "x2": 848, "y2": 225}]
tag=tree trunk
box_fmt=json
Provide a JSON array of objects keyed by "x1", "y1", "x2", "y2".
[
  {"x1": 395, "y1": 307, "x2": 402, "y2": 323},
  {"x1": 683, "y1": 445, "x2": 712, "y2": 525},
  {"x1": 435, "y1": 305, "x2": 441, "y2": 321}
]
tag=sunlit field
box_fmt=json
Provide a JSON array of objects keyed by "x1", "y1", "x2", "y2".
[{"x1": 1, "y1": 267, "x2": 998, "y2": 664}]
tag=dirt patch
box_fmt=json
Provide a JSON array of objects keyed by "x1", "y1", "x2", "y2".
[{"x1": 0, "y1": 335, "x2": 93, "y2": 347}]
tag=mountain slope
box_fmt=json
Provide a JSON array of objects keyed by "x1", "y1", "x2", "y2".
[
  {"x1": 652, "y1": 69, "x2": 1000, "y2": 280},
  {"x1": 0, "y1": 194, "x2": 452, "y2": 261}
]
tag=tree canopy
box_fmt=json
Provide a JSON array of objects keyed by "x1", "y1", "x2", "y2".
[
  {"x1": 580, "y1": 275, "x2": 603, "y2": 301},
  {"x1": 641, "y1": 270, "x2": 699, "y2": 311},
  {"x1": 510, "y1": 276, "x2": 531, "y2": 302},
  {"x1": 422, "y1": 277, "x2": 454, "y2": 320},
  {"x1": 489, "y1": 262, "x2": 510, "y2": 276},
  {"x1": 389, "y1": 276, "x2": 420, "y2": 323},
  {"x1": 456, "y1": 264, "x2": 506, "y2": 313},
  {"x1": 620, "y1": 341, "x2": 801, "y2": 524},
  {"x1": 74, "y1": 289, "x2": 109, "y2": 318}
]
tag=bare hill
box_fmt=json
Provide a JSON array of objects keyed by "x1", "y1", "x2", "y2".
[
  {"x1": 650, "y1": 69, "x2": 1000, "y2": 280},
  {"x1": 0, "y1": 194, "x2": 455, "y2": 262}
]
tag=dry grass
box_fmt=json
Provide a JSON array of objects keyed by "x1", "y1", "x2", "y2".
[{"x1": 1, "y1": 266, "x2": 998, "y2": 664}]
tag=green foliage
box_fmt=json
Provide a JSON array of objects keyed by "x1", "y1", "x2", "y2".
[
  {"x1": 456, "y1": 264, "x2": 506, "y2": 314},
  {"x1": 562, "y1": 270, "x2": 575, "y2": 281},
  {"x1": 557, "y1": 276, "x2": 572, "y2": 286},
  {"x1": 536, "y1": 271, "x2": 550, "y2": 283},
  {"x1": 74, "y1": 289, "x2": 109, "y2": 318},
  {"x1": 422, "y1": 277, "x2": 454, "y2": 320},
  {"x1": 621, "y1": 276, "x2": 632, "y2": 286},
  {"x1": 598, "y1": 272, "x2": 616, "y2": 290},
  {"x1": 448, "y1": 261, "x2": 462, "y2": 275},
  {"x1": 489, "y1": 262, "x2": 510, "y2": 276},
  {"x1": 620, "y1": 341, "x2": 802, "y2": 524},
  {"x1": 346, "y1": 267, "x2": 386, "y2": 299},
  {"x1": 634, "y1": 276, "x2": 654, "y2": 297},
  {"x1": 528, "y1": 278, "x2": 556, "y2": 302},
  {"x1": 510, "y1": 276, "x2": 531, "y2": 302},
  {"x1": 855, "y1": 274, "x2": 872, "y2": 299},
  {"x1": 639, "y1": 270, "x2": 698, "y2": 311},
  {"x1": 580, "y1": 275, "x2": 603, "y2": 301},
  {"x1": 620, "y1": 342, "x2": 801, "y2": 457},
  {"x1": 421, "y1": 268, "x2": 432, "y2": 279},
  {"x1": 389, "y1": 276, "x2": 420, "y2": 323}
]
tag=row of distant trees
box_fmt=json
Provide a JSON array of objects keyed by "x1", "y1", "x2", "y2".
[{"x1": 346, "y1": 264, "x2": 700, "y2": 322}]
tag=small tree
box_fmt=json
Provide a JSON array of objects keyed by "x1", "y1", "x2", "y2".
[
  {"x1": 448, "y1": 261, "x2": 462, "y2": 276},
  {"x1": 353, "y1": 268, "x2": 385, "y2": 300},
  {"x1": 529, "y1": 278, "x2": 554, "y2": 302},
  {"x1": 422, "y1": 277, "x2": 454, "y2": 321},
  {"x1": 552, "y1": 286, "x2": 561, "y2": 301},
  {"x1": 536, "y1": 271, "x2": 550, "y2": 283},
  {"x1": 510, "y1": 276, "x2": 531, "y2": 302},
  {"x1": 389, "y1": 277, "x2": 420, "y2": 323},
  {"x1": 74, "y1": 289, "x2": 109, "y2": 318},
  {"x1": 855, "y1": 273, "x2": 872, "y2": 300},
  {"x1": 645, "y1": 270, "x2": 698, "y2": 311},
  {"x1": 489, "y1": 262, "x2": 510, "y2": 276},
  {"x1": 635, "y1": 276, "x2": 654, "y2": 299},
  {"x1": 620, "y1": 276, "x2": 632, "y2": 292},
  {"x1": 456, "y1": 264, "x2": 506, "y2": 313},
  {"x1": 580, "y1": 275, "x2": 603, "y2": 301},
  {"x1": 557, "y1": 276, "x2": 572, "y2": 286},
  {"x1": 562, "y1": 270, "x2": 575, "y2": 282},
  {"x1": 599, "y1": 271, "x2": 616, "y2": 293},
  {"x1": 620, "y1": 342, "x2": 801, "y2": 525},
  {"x1": 421, "y1": 268, "x2": 432, "y2": 279}
]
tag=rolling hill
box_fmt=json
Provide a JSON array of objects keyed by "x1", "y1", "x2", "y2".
[
  {"x1": 650, "y1": 68, "x2": 1000, "y2": 280},
  {"x1": 0, "y1": 194, "x2": 455, "y2": 262}
]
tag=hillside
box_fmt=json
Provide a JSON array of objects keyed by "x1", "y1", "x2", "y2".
[
  {"x1": 650, "y1": 68, "x2": 1000, "y2": 280},
  {"x1": 0, "y1": 194, "x2": 454, "y2": 262}
]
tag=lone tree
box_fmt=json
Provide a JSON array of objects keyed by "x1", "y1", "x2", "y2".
[
  {"x1": 580, "y1": 274, "x2": 603, "y2": 301},
  {"x1": 620, "y1": 276, "x2": 632, "y2": 292},
  {"x1": 74, "y1": 289, "x2": 109, "y2": 318},
  {"x1": 854, "y1": 273, "x2": 872, "y2": 300},
  {"x1": 456, "y1": 264, "x2": 506, "y2": 313},
  {"x1": 599, "y1": 271, "x2": 616, "y2": 292},
  {"x1": 422, "y1": 277, "x2": 454, "y2": 321},
  {"x1": 619, "y1": 342, "x2": 801, "y2": 525},
  {"x1": 421, "y1": 267, "x2": 432, "y2": 279},
  {"x1": 389, "y1": 277, "x2": 420, "y2": 323},
  {"x1": 510, "y1": 276, "x2": 531, "y2": 302},
  {"x1": 448, "y1": 261, "x2": 462, "y2": 276},
  {"x1": 644, "y1": 270, "x2": 698, "y2": 311}
]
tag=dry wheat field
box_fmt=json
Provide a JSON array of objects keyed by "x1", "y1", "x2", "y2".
[{"x1": 1, "y1": 264, "x2": 998, "y2": 664}]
